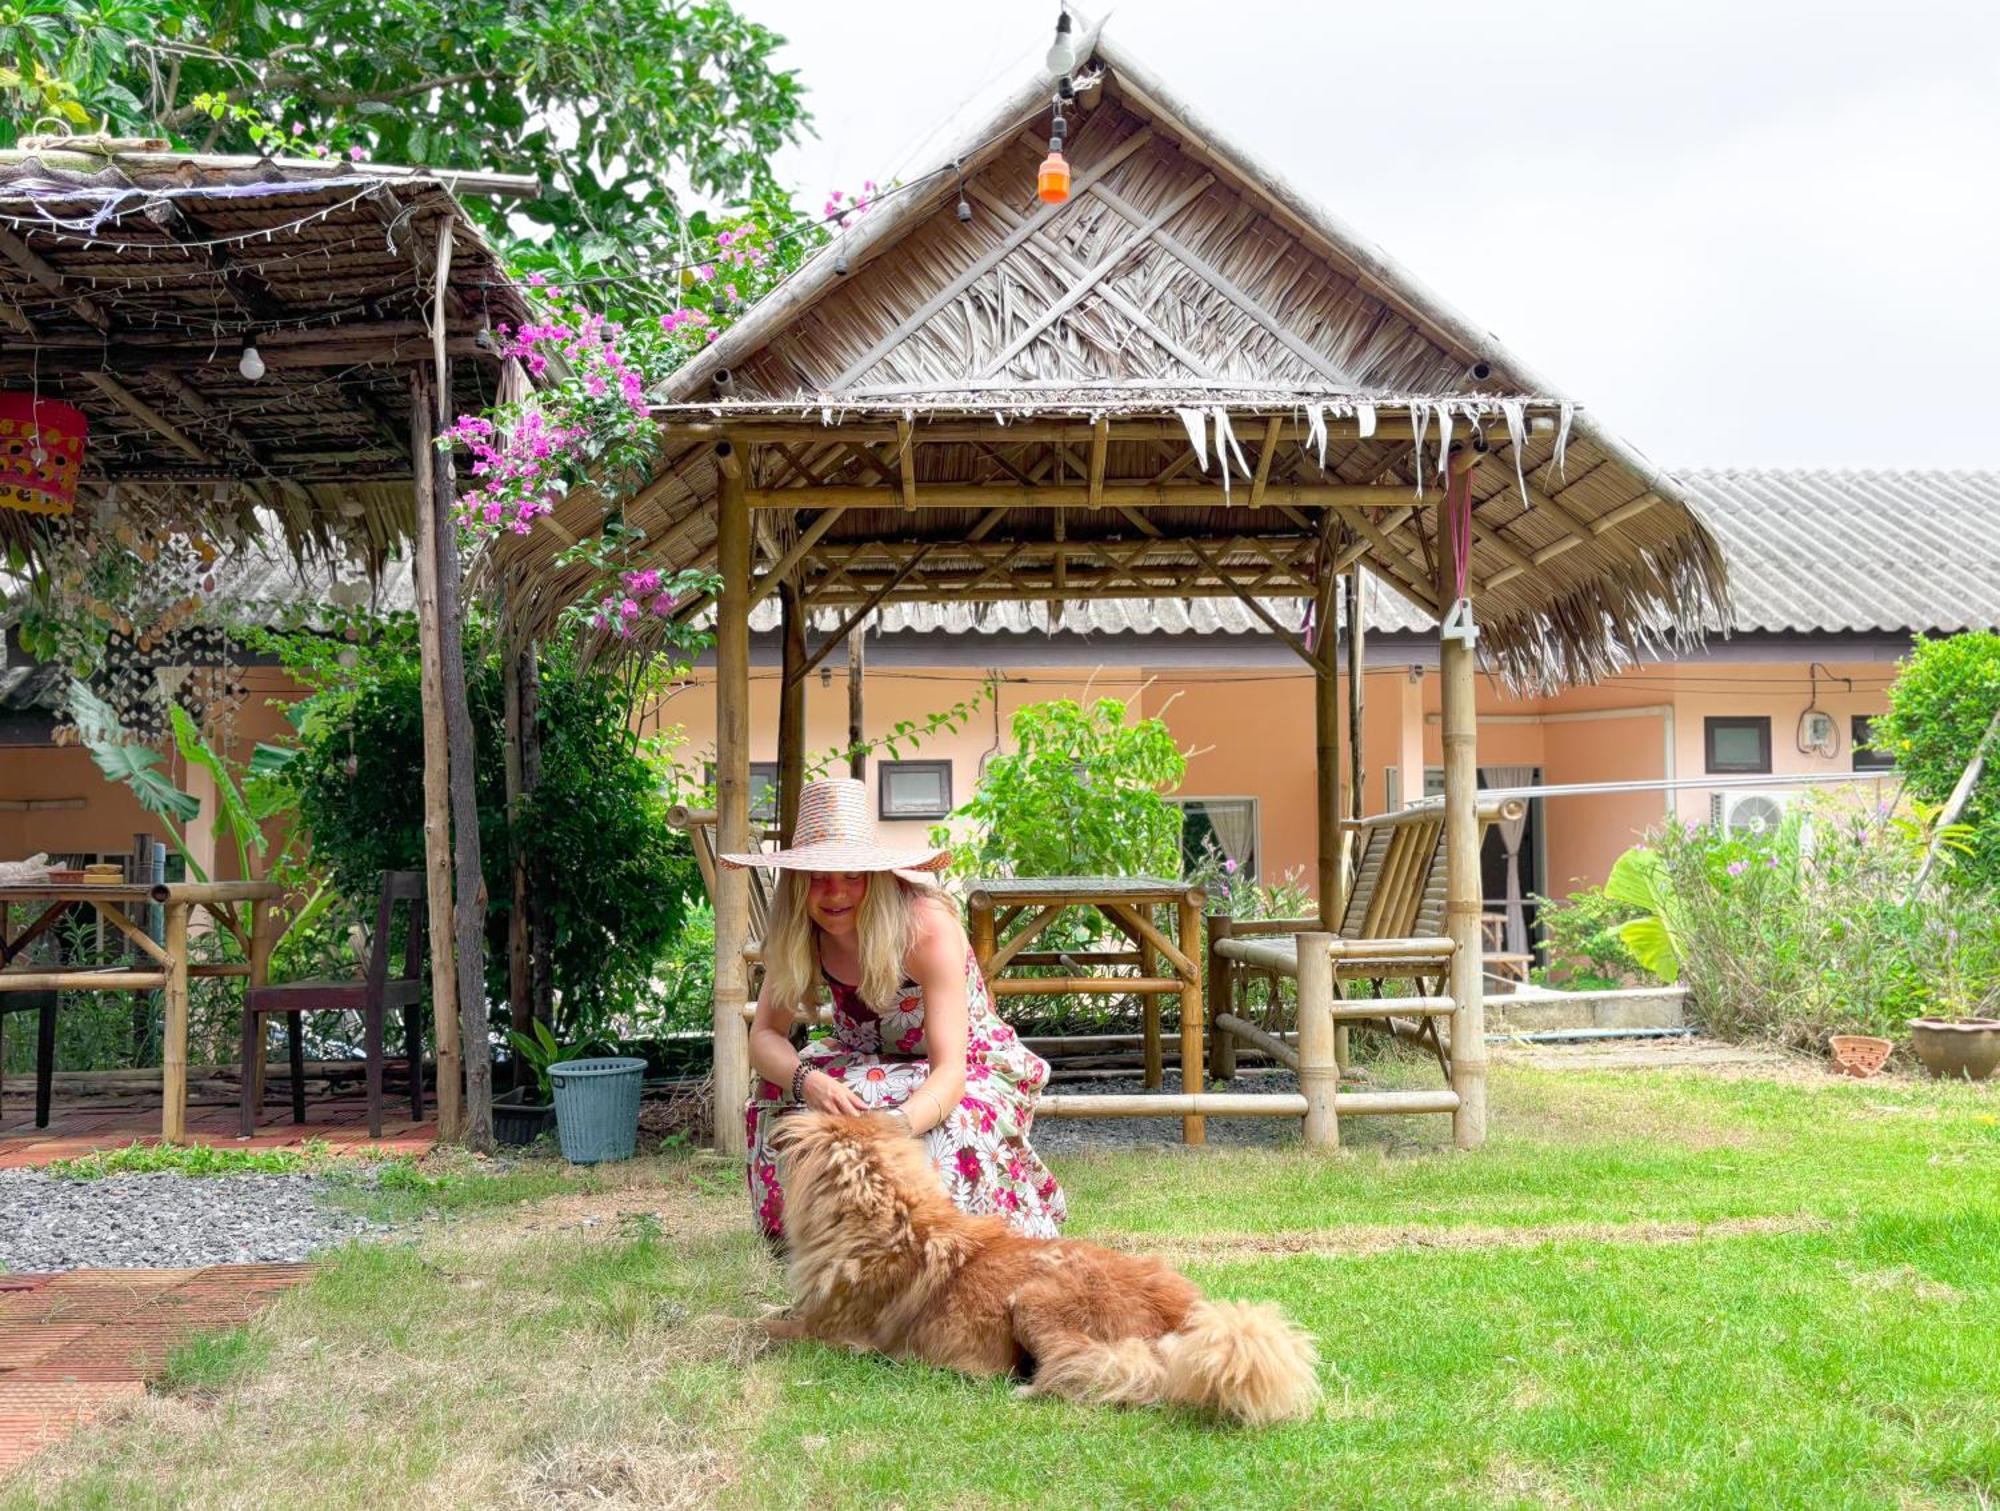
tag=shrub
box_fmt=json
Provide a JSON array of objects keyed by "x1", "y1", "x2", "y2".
[
  {"x1": 284, "y1": 620, "x2": 697, "y2": 1043},
  {"x1": 1635, "y1": 795, "x2": 2000, "y2": 1047},
  {"x1": 1532, "y1": 884, "x2": 1649, "y2": 989},
  {"x1": 1869, "y1": 630, "x2": 2000, "y2": 889}
]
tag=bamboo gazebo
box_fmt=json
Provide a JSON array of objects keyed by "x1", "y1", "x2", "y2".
[
  {"x1": 494, "y1": 25, "x2": 1728, "y2": 1155},
  {"x1": 0, "y1": 142, "x2": 537, "y2": 1145}
]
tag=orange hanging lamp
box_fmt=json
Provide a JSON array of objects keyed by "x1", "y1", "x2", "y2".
[{"x1": 0, "y1": 392, "x2": 87, "y2": 518}]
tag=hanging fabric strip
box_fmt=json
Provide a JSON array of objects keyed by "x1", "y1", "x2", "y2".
[
  {"x1": 1177, "y1": 407, "x2": 1209, "y2": 472},
  {"x1": 1499, "y1": 398, "x2": 1531, "y2": 509}
]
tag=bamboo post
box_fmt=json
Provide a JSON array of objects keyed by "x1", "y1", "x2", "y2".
[
  {"x1": 1346, "y1": 568, "x2": 1366, "y2": 842},
  {"x1": 777, "y1": 578, "x2": 808, "y2": 843},
  {"x1": 1438, "y1": 478, "x2": 1487, "y2": 1150},
  {"x1": 408, "y1": 365, "x2": 464, "y2": 1140},
  {"x1": 1207, "y1": 912, "x2": 1237, "y2": 1082},
  {"x1": 1296, "y1": 930, "x2": 1338, "y2": 1150},
  {"x1": 847, "y1": 622, "x2": 867, "y2": 779},
  {"x1": 430, "y1": 341, "x2": 492, "y2": 1154},
  {"x1": 1315, "y1": 636, "x2": 1342, "y2": 932},
  {"x1": 160, "y1": 901, "x2": 191, "y2": 1143},
  {"x1": 246, "y1": 897, "x2": 275, "y2": 1110},
  {"x1": 712, "y1": 441, "x2": 753, "y2": 1158},
  {"x1": 1138, "y1": 928, "x2": 1163, "y2": 1090},
  {"x1": 969, "y1": 899, "x2": 997, "y2": 985},
  {"x1": 1177, "y1": 894, "x2": 1206, "y2": 1146}
]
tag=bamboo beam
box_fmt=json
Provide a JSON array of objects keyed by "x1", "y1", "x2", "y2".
[
  {"x1": 987, "y1": 976, "x2": 1185, "y2": 997},
  {"x1": 712, "y1": 441, "x2": 753, "y2": 1159},
  {"x1": 985, "y1": 904, "x2": 1065, "y2": 975},
  {"x1": 847, "y1": 622, "x2": 867, "y2": 779},
  {"x1": 1177, "y1": 893, "x2": 1206, "y2": 1146},
  {"x1": 1248, "y1": 416, "x2": 1283, "y2": 510},
  {"x1": 744, "y1": 482, "x2": 1417, "y2": 510},
  {"x1": 655, "y1": 417, "x2": 1556, "y2": 447},
  {"x1": 1103, "y1": 903, "x2": 1198, "y2": 981},
  {"x1": 1296, "y1": 930, "x2": 1339, "y2": 1149},
  {"x1": 1438, "y1": 497, "x2": 1487, "y2": 1151},
  {"x1": 1035, "y1": 1092, "x2": 1309, "y2": 1118},
  {"x1": 408, "y1": 365, "x2": 464, "y2": 1141},
  {"x1": 1213, "y1": 1013, "x2": 1300, "y2": 1072}
]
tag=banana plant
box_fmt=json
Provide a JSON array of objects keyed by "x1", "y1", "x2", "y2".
[{"x1": 1604, "y1": 846, "x2": 1684, "y2": 983}]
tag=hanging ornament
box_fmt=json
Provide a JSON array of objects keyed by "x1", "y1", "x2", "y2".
[
  {"x1": 1038, "y1": 104, "x2": 1072, "y2": 205},
  {"x1": 0, "y1": 393, "x2": 88, "y2": 517}
]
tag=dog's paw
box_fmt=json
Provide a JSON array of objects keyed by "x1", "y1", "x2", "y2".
[{"x1": 1013, "y1": 1383, "x2": 1042, "y2": 1400}]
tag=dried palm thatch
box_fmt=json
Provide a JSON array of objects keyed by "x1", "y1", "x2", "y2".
[
  {"x1": 0, "y1": 143, "x2": 535, "y2": 576},
  {"x1": 490, "y1": 24, "x2": 1728, "y2": 690}
]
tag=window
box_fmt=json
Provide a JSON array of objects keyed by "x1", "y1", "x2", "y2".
[
  {"x1": 879, "y1": 760, "x2": 953, "y2": 820},
  {"x1": 1423, "y1": 766, "x2": 1446, "y2": 799},
  {"x1": 1173, "y1": 796, "x2": 1259, "y2": 880},
  {"x1": 703, "y1": 761, "x2": 779, "y2": 821},
  {"x1": 1852, "y1": 715, "x2": 1897, "y2": 772},
  {"x1": 1705, "y1": 716, "x2": 1772, "y2": 775}
]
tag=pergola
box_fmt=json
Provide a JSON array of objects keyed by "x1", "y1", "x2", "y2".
[
  {"x1": 0, "y1": 141, "x2": 537, "y2": 1144},
  {"x1": 494, "y1": 27, "x2": 1728, "y2": 1155}
]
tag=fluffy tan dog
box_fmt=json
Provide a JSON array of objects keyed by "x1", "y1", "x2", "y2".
[{"x1": 766, "y1": 1111, "x2": 1321, "y2": 1426}]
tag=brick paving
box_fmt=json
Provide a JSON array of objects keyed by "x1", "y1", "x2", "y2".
[
  {"x1": 0, "y1": 1092, "x2": 435, "y2": 1169},
  {"x1": 0, "y1": 1262, "x2": 315, "y2": 1475}
]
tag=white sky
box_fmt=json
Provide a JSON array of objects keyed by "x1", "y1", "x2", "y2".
[{"x1": 740, "y1": 0, "x2": 2000, "y2": 472}]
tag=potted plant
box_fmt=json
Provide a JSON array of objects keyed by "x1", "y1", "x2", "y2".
[
  {"x1": 497, "y1": 1020, "x2": 602, "y2": 1147},
  {"x1": 1909, "y1": 1006, "x2": 2000, "y2": 1082}
]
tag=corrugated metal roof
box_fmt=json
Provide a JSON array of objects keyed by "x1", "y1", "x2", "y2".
[
  {"x1": 1675, "y1": 470, "x2": 2000, "y2": 634},
  {"x1": 136, "y1": 467, "x2": 2000, "y2": 643}
]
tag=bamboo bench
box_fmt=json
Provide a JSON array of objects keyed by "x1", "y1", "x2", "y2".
[{"x1": 1204, "y1": 798, "x2": 1524, "y2": 1148}]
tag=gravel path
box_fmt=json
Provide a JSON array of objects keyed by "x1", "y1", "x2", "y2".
[{"x1": 0, "y1": 1171, "x2": 391, "y2": 1274}]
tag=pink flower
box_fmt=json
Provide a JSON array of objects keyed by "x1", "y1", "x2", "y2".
[
  {"x1": 348, "y1": 145, "x2": 367, "y2": 161},
  {"x1": 955, "y1": 1148, "x2": 983, "y2": 1183}
]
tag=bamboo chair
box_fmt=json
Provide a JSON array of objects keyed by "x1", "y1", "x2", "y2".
[
  {"x1": 1208, "y1": 799, "x2": 1526, "y2": 1087},
  {"x1": 239, "y1": 871, "x2": 425, "y2": 1138}
]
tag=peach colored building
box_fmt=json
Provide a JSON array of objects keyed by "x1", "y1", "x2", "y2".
[{"x1": 5, "y1": 469, "x2": 1991, "y2": 957}]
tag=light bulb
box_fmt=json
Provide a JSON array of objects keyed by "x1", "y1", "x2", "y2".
[
  {"x1": 1038, "y1": 148, "x2": 1072, "y2": 205},
  {"x1": 1045, "y1": 11, "x2": 1077, "y2": 77},
  {"x1": 238, "y1": 344, "x2": 266, "y2": 381}
]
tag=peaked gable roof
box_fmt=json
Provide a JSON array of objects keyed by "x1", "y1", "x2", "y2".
[{"x1": 501, "y1": 21, "x2": 1728, "y2": 689}]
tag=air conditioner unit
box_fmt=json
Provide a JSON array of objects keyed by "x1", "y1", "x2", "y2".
[{"x1": 1710, "y1": 789, "x2": 1791, "y2": 838}]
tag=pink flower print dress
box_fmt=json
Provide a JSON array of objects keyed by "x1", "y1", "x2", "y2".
[{"x1": 746, "y1": 947, "x2": 1067, "y2": 1240}]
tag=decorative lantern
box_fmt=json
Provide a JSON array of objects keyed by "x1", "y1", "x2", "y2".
[
  {"x1": 0, "y1": 393, "x2": 88, "y2": 517},
  {"x1": 1038, "y1": 146, "x2": 1071, "y2": 204}
]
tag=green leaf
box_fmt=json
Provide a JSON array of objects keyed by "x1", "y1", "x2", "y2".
[
  {"x1": 170, "y1": 704, "x2": 267, "y2": 859},
  {"x1": 69, "y1": 681, "x2": 201, "y2": 825},
  {"x1": 1616, "y1": 916, "x2": 1682, "y2": 983}
]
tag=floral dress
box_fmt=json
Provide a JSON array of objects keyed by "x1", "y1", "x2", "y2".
[{"x1": 746, "y1": 947, "x2": 1067, "y2": 1241}]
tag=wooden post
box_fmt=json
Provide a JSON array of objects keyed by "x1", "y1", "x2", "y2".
[
  {"x1": 847, "y1": 623, "x2": 867, "y2": 780},
  {"x1": 968, "y1": 897, "x2": 997, "y2": 982},
  {"x1": 408, "y1": 365, "x2": 464, "y2": 1140},
  {"x1": 1314, "y1": 639, "x2": 1342, "y2": 932},
  {"x1": 1138, "y1": 931, "x2": 1163, "y2": 1090},
  {"x1": 1207, "y1": 912, "x2": 1237, "y2": 1082},
  {"x1": 1438, "y1": 481, "x2": 1487, "y2": 1150},
  {"x1": 429, "y1": 346, "x2": 492, "y2": 1153},
  {"x1": 503, "y1": 629, "x2": 533, "y2": 1090},
  {"x1": 247, "y1": 897, "x2": 276, "y2": 1108},
  {"x1": 713, "y1": 441, "x2": 753, "y2": 1158},
  {"x1": 160, "y1": 901, "x2": 190, "y2": 1143},
  {"x1": 1296, "y1": 930, "x2": 1338, "y2": 1150},
  {"x1": 1177, "y1": 894, "x2": 1206, "y2": 1146},
  {"x1": 1346, "y1": 569, "x2": 1367, "y2": 829},
  {"x1": 777, "y1": 578, "x2": 808, "y2": 843}
]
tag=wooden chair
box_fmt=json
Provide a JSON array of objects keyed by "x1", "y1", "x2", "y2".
[
  {"x1": 239, "y1": 871, "x2": 426, "y2": 1138},
  {"x1": 0, "y1": 991, "x2": 60, "y2": 1130}
]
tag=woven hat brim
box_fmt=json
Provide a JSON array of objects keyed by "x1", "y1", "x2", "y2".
[{"x1": 719, "y1": 840, "x2": 950, "y2": 874}]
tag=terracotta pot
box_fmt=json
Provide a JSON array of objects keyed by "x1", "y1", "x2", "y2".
[
  {"x1": 1829, "y1": 1034, "x2": 1894, "y2": 1079},
  {"x1": 1908, "y1": 1018, "x2": 2000, "y2": 1082}
]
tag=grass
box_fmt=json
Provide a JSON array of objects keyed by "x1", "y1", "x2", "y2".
[
  {"x1": 41, "y1": 1140, "x2": 341, "y2": 1180},
  {"x1": 5, "y1": 1058, "x2": 1998, "y2": 1510}
]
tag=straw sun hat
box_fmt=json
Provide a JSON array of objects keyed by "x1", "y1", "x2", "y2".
[{"x1": 719, "y1": 777, "x2": 950, "y2": 877}]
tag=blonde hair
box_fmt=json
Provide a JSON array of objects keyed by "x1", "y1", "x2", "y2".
[{"x1": 762, "y1": 870, "x2": 938, "y2": 1016}]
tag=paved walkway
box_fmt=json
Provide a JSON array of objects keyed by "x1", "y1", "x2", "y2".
[
  {"x1": 0, "y1": 1093, "x2": 434, "y2": 1169},
  {"x1": 0, "y1": 1263, "x2": 314, "y2": 1475}
]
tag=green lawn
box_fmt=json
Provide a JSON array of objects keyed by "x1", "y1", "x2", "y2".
[{"x1": 7, "y1": 1060, "x2": 1998, "y2": 1510}]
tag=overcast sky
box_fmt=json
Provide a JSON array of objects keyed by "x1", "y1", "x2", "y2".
[{"x1": 737, "y1": 0, "x2": 2000, "y2": 472}]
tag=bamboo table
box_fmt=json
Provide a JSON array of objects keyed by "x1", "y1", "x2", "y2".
[
  {"x1": 965, "y1": 876, "x2": 1207, "y2": 1145},
  {"x1": 0, "y1": 880, "x2": 281, "y2": 1142}
]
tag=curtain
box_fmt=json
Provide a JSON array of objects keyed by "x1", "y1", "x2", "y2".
[
  {"x1": 1482, "y1": 766, "x2": 1537, "y2": 955},
  {"x1": 1199, "y1": 800, "x2": 1257, "y2": 874}
]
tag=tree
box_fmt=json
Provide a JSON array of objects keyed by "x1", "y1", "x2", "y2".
[
  {"x1": 1870, "y1": 631, "x2": 2000, "y2": 890},
  {"x1": 9, "y1": 0, "x2": 811, "y2": 306}
]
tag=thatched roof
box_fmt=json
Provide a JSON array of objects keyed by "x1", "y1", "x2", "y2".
[
  {"x1": 0, "y1": 142, "x2": 535, "y2": 573},
  {"x1": 492, "y1": 24, "x2": 1728, "y2": 688}
]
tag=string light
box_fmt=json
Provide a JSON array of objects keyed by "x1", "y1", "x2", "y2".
[
  {"x1": 1045, "y1": 8, "x2": 1078, "y2": 77},
  {"x1": 237, "y1": 345, "x2": 266, "y2": 380}
]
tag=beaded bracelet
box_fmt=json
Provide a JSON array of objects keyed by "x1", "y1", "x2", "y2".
[{"x1": 789, "y1": 1063, "x2": 811, "y2": 1105}]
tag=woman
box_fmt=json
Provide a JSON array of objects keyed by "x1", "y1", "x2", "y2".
[{"x1": 728, "y1": 778, "x2": 1066, "y2": 1242}]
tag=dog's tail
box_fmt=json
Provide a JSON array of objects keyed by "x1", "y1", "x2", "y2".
[
  {"x1": 1158, "y1": 1300, "x2": 1322, "y2": 1426},
  {"x1": 1030, "y1": 1300, "x2": 1321, "y2": 1425}
]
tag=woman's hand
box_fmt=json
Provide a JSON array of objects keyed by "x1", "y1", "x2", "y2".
[{"x1": 801, "y1": 1069, "x2": 868, "y2": 1117}]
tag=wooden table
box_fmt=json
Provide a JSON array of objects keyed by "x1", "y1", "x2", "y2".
[
  {"x1": 0, "y1": 881, "x2": 281, "y2": 1142},
  {"x1": 965, "y1": 876, "x2": 1208, "y2": 1145}
]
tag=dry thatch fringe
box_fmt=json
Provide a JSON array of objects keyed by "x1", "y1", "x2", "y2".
[{"x1": 1480, "y1": 527, "x2": 1732, "y2": 692}]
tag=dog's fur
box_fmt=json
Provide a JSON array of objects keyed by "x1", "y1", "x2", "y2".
[{"x1": 767, "y1": 1112, "x2": 1321, "y2": 1425}]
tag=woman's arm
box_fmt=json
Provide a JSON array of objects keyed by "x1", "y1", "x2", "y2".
[
  {"x1": 748, "y1": 980, "x2": 866, "y2": 1117},
  {"x1": 901, "y1": 899, "x2": 972, "y2": 1136}
]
